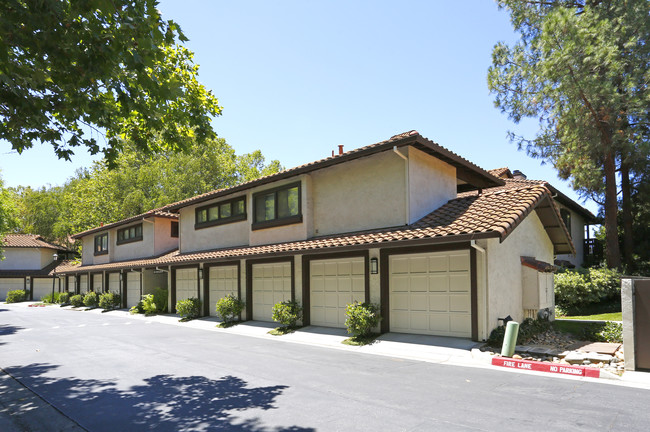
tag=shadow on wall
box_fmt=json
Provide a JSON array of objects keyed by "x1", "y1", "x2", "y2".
[{"x1": 7, "y1": 363, "x2": 314, "y2": 432}]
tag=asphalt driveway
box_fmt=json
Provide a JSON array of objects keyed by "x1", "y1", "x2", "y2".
[{"x1": 1, "y1": 303, "x2": 649, "y2": 431}]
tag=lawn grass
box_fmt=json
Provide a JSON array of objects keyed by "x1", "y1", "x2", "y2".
[
  {"x1": 553, "y1": 320, "x2": 591, "y2": 336},
  {"x1": 268, "y1": 326, "x2": 301, "y2": 336},
  {"x1": 560, "y1": 312, "x2": 622, "y2": 321}
]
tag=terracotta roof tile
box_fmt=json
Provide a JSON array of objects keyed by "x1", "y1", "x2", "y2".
[
  {"x1": 2, "y1": 234, "x2": 70, "y2": 251},
  {"x1": 58, "y1": 183, "x2": 567, "y2": 274}
]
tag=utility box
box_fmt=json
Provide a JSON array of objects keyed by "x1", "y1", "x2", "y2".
[{"x1": 522, "y1": 265, "x2": 553, "y2": 311}]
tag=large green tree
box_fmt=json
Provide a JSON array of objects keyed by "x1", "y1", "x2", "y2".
[
  {"x1": 0, "y1": 0, "x2": 221, "y2": 166},
  {"x1": 488, "y1": 0, "x2": 650, "y2": 269},
  {"x1": 0, "y1": 170, "x2": 20, "y2": 258},
  {"x1": 14, "y1": 139, "x2": 282, "y2": 246}
]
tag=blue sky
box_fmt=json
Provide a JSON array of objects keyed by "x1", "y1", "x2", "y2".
[{"x1": 0, "y1": 0, "x2": 598, "y2": 214}]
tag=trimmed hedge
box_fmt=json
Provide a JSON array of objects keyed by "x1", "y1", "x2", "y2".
[
  {"x1": 272, "y1": 300, "x2": 302, "y2": 328},
  {"x1": 99, "y1": 292, "x2": 121, "y2": 310},
  {"x1": 345, "y1": 302, "x2": 381, "y2": 338},
  {"x1": 215, "y1": 294, "x2": 244, "y2": 325},
  {"x1": 176, "y1": 297, "x2": 201, "y2": 321},
  {"x1": 5, "y1": 290, "x2": 26, "y2": 303}
]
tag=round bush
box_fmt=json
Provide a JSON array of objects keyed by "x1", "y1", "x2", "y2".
[
  {"x1": 345, "y1": 302, "x2": 381, "y2": 338},
  {"x1": 5, "y1": 290, "x2": 26, "y2": 303},
  {"x1": 99, "y1": 292, "x2": 121, "y2": 310},
  {"x1": 58, "y1": 292, "x2": 70, "y2": 305},
  {"x1": 215, "y1": 294, "x2": 244, "y2": 324},
  {"x1": 70, "y1": 294, "x2": 84, "y2": 307},
  {"x1": 272, "y1": 300, "x2": 302, "y2": 328},
  {"x1": 176, "y1": 297, "x2": 201, "y2": 321},
  {"x1": 83, "y1": 291, "x2": 99, "y2": 308}
]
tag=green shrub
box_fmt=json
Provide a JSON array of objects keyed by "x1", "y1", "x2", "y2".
[
  {"x1": 554, "y1": 268, "x2": 621, "y2": 314},
  {"x1": 487, "y1": 318, "x2": 551, "y2": 347},
  {"x1": 176, "y1": 297, "x2": 201, "y2": 321},
  {"x1": 272, "y1": 300, "x2": 302, "y2": 328},
  {"x1": 99, "y1": 292, "x2": 121, "y2": 310},
  {"x1": 344, "y1": 302, "x2": 381, "y2": 338},
  {"x1": 41, "y1": 292, "x2": 60, "y2": 304},
  {"x1": 142, "y1": 287, "x2": 168, "y2": 315},
  {"x1": 70, "y1": 294, "x2": 84, "y2": 307},
  {"x1": 215, "y1": 294, "x2": 245, "y2": 325},
  {"x1": 59, "y1": 292, "x2": 70, "y2": 305},
  {"x1": 579, "y1": 321, "x2": 623, "y2": 343},
  {"x1": 5, "y1": 290, "x2": 26, "y2": 303},
  {"x1": 130, "y1": 301, "x2": 144, "y2": 315},
  {"x1": 83, "y1": 291, "x2": 99, "y2": 308}
]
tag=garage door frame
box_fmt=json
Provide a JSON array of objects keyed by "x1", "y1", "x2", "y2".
[
  {"x1": 204, "y1": 261, "x2": 241, "y2": 317},
  {"x1": 170, "y1": 265, "x2": 200, "y2": 313},
  {"x1": 302, "y1": 250, "x2": 369, "y2": 327},
  {"x1": 380, "y1": 242, "x2": 478, "y2": 340},
  {"x1": 245, "y1": 257, "x2": 294, "y2": 321}
]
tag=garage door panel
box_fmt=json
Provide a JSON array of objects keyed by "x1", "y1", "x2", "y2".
[
  {"x1": 429, "y1": 274, "x2": 449, "y2": 292},
  {"x1": 449, "y1": 274, "x2": 470, "y2": 292},
  {"x1": 449, "y1": 254, "x2": 470, "y2": 272},
  {"x1": 79, "y1": 275, "x2": 88, "y2": 293},
  {"x1": 407, "y1": 274, "x2": 427, "y2": 292},
  {"x1": 450, "y1": 294, "x2": 470, "y2": 313},
  {"x1": 208, "y1": 265, "x2": 238, "y2": 316},
  {"x1": 428, "y1": 294, "x2": 449, "y2": 312},
  {"x1": 33, "y1": 279, "x2": 52, "y2": 301},
  {"x1": 310, "y1": 257, "x2": 366, "y2": 328},
  {"x1": 108, "y1": 273, "x2": 120, "y2": 293},
  {"x1": 429, "y1": 256, "x2": 448, "y2": 272},
  {"x1": 390, "y1": 250, "x2": 471, "y2": 338},
  {"x1": 410, "y1": 293, "x2": 428, "y2": 311}
]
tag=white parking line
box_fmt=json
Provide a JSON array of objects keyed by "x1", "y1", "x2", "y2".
[
  {"x1": 77, "y1": 324, "x2": 86, "y2": 327},
  {"x1": 102, "y1": 323, "x2": 110, "y2": 326},
  {"x1": 52, "y1": 326, "x2": 60, "y2": 329}
]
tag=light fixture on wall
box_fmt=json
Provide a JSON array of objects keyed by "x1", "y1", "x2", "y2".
[
  {"x1": 370, "y1": 258, "x2": 379, "y2": 274},
  {"x1": 198, "y1": 268, "x2": 204, "y2": 279},
  {"x1": 119, "y1": 273, "x2": 123, "y2": 282}
]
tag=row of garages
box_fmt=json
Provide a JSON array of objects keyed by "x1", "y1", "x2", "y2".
[{"x1": 8, "y1": 245, "x2": 476, "y2": 339}]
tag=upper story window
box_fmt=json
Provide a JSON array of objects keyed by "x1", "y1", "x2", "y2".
[
  {"x1": 195, "y1": 196, "x2": 246, "y2": 229},
  {"x1": 117, "y1": 223, "x2": 143, "y2": 245},
  {"x1": 171, "y1": 221, "x2": 179, "y2": 238},
  {"x1": 560, "y1": 208, "x2": 572, "y2": 238},
  {"x1": 252, "y1": 182, "x2": 302, "y2": 230},
  {"x1": 94, "y1": 233, "x2": 108, "y2": 256}
]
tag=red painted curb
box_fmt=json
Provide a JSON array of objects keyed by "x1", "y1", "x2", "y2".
[{"x1": 492, "y1": 356, "x2": 600, "y2": 378}]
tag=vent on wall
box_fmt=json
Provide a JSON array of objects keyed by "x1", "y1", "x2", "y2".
[{"x1": 524, "y1": 309, "x2": 538, "y2": 320}]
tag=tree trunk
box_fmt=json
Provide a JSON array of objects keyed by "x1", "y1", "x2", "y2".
[
  {"x1": 620, "y1": 159, "x2": 634, "y2": 271},
  {"x1": 603, "y1": 150, "x2": 622, "y2": 269}
]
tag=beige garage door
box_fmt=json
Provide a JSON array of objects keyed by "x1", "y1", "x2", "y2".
[
  {"x1": 208, "y1": 265, "x2": 238, "y2": 317},
  {"x1": 33, "y1": 278, "x2": 53, "y2": 301},
  {"x1": 126, "y1": 272, "x2": 141, "y2": 308},
  {"x1": 0, "y1": 278, "x2": 24, "y2": 301},
  {"x1": 310, "y1": 257, "x2": 365, "y2": 328},
  {"x1": 252, "y1": 262, "x2": 291, "y2": 322},
  {"x1": 175, "y1": 268, "x2": 198, "y2": 308},
  {"x1": 108, "y1": 273, "x2": 120, "y2": 295},
  {"x1": 92, "y1": 274, "x2": 103, "y2": 293},
  {"x1": 79, "y1": 275, "x2": 88, "y2": 294},
  {"x1": 390, "y1": 250, "x2": 471, "y2": 337}
]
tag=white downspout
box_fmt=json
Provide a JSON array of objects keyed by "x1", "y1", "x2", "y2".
[
  {"x1": 393, "y1": 146, "x2": 410, "y2": 224},
  {"x1": 471, "y1": 240, "x2": 488, "y2": 340}
]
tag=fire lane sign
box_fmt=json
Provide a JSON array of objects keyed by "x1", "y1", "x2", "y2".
[{"x1": 492, "y1": 356, "x2": 600, "y2": 378}]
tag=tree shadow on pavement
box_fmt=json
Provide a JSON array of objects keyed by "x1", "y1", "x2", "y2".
[
  {"x1": 7, "y1": 363, "x2": 314, "y2": 432},
  {"x1": 0, "y1": 324, "x2": 24, "y2": 346}
]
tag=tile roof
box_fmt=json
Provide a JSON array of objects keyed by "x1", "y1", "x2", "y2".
[
  {"x1": 71, "y1": 208, "x2": 178, "y2": 239},
  {"x1": 2, "y1": 234, "x2": 70, "y2": 251},
  {"x1": 57, "y1": 182, "x2": 573, "y2": 274},
  {"x1": 163, "y1": 131, "x2": 504, "y2": 211},
  {"x1": 487, "y1": 167, "x2": 512, "y2": 178}
]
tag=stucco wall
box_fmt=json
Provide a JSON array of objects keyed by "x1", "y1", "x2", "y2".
[
  {"x1": 311, "y1": 151, "x2": 406, "y2": 236},
  {"x1": 555, "y1": 205, "x2": 585, "y2": 267},
  {"x1": 112, "y1": 222, "x2": 153, "y2": 262},
  {"x1": 485, "y1": 211, "x2": 554, "y2": 333},
  {"x1": 153, "y1": 217, "x2": 179, "y2": 255},
  {"x1": 407, "y1": 147, "x2": 457, "y2": 223},
  {"x1": 179, "y1": 192, "x2": 250, "y2": 253},
  {"x1": 0, "y1": 248, "x2": 44, "y2": 270}
]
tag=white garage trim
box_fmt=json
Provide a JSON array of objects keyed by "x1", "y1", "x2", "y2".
[
  {"x1": 172, "y1": 266, "x2": 199, "y2": 313},
  {"x1": 205, "y1": 263, "x2": 240, "y2": 317},
  {"x1": 0, "y1": 278, "x2": 25, "y2": 301},
  {"x1": 381, "y1": 245, "x2": 477, "y2": 340},
  {"x1": 247, "y1": 259, "x2": 293, "y2": 322},
  {"x1": 307, "y1": 255, "x2": 367, "y2": 328}
]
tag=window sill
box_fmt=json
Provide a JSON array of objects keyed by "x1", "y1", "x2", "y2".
[
  {"x1": 94, "y1": 251, "x2": 108, "y2": 256},
  {"x1": 116, "y1": 237, "x2": 143, "y2": 246},
  {"x1": 252, "y1": 215, "x2": 303, "y2": 231}
]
